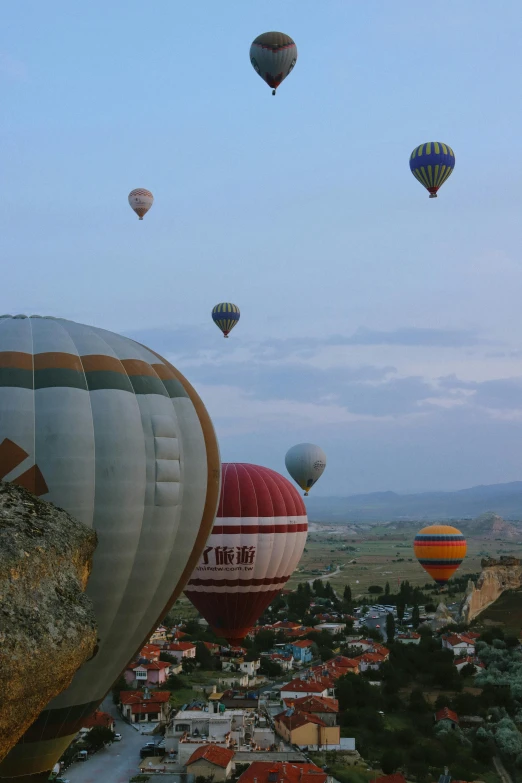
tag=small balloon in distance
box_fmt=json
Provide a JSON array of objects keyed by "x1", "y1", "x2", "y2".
[
  {"x1": 212, "y1": 303, "x2": 240, "y2": 338},
  {"x1": 285, "y1": 442, "x2": 326, "y2": 496},
  {"x1": 409, "y1": 142, "x2": 455, "y2": 198},
  {"x1": 128, "y1": 188, "x2": 154, "y2": 219},
  {"x1": 250, "y1": 31, "x2": 297, "y2": 96}
]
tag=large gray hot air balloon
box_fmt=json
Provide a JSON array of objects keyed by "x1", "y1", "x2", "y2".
[
  {"x1": 285, "y1": 442, "x2": 327, "y2": 496},
  {"x1": 0, "y1": 315, "x2": 220, "y2": 780}
]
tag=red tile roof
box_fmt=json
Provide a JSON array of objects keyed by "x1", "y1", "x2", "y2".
[
  {"x1": 128, "y1": 660, "x2": 171, "y2": 671},
  {"x1": 292, "y1": 640, "x2": 315, "y2": 648},
  {"x1": 82, "y1": 710, "x2": 114, "y2": 729},
  {"x1": 167, "y1": 642, "x2": 196, "y2": 651},
  {"x1": 275, "y1": 711, "x2": 326, "y2": 730},
  {"x1": 237, "y1": 761, "x2": 327, "y2": 783},
  {"x1": 140, "y1": 644, "x2": 161, "y2": 658},
  {"x1": 444, "y1": 634, "x2": 469, "y2": 646},
  {"x1": 375, "y1": 774, "x2": 407, "y2": 783},
  {"x1": 285, "y1": 696, "x2": 339, "y2": 714},
  {"x1": 281, "y1": 679, "x2": 327, "y2": 694},
  {"x1": 120, "y1": 690, "x2": 170, "y2": 705},
  {"x1": 435, "y1": 707, "x2": 459, "y2": 723},
  {"x1": 187, "y1": 744, "x2": 235, "y2": 768}
]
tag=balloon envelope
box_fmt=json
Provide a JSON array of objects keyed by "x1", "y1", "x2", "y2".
[
  {"x1": 184, "y1": 463, "x2": 307, "y2": 642},
  {"x1": 128, "y1": 188, "x2": 154, "y2": 219},
  {"x1": 409, "y1": 142, "x2": 455, "y2": 198},
  {"x1": 285, "y1": 443, "x2": 326, "y2": 495},
  {"x1": 212, "y1": 303, "x2": 240, "y2": 338},
  {"x1": 250, "y1": 32, "x2": 297, "y2": 94},
  {"x1": 413, "y1": 524, "x2": 467, "y2": 585},
  {"x1": 0, "y1": 315, "x2": 220, "y2": 779}
]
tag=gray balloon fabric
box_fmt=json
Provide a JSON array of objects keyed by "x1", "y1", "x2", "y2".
[{"x1": 0, "y1": 315, "x2": 220, "y2": 779}]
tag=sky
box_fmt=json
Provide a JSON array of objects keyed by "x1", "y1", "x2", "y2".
[{"x1": 2, "y1": 1, "x2": 522, "y2": 495}]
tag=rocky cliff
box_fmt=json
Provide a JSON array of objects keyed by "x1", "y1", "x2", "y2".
[
  {"x1": 0, "y1": 482, "x2": 97, "y2": 763},
  {"x1": 459, "y1": 556, "x2": 522, "y2": 623}
]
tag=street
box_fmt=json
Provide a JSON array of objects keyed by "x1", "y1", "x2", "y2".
[{"x1": 63, "y1": 698, "x2": 150, "y2": 783}]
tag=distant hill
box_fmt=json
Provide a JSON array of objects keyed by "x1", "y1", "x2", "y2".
[
  {"x1": 305, "y1": 482, "x2": 522, "y2": 523},
  {"x1": 460, "y1": 512, "x2": 520, "y2": 540}
]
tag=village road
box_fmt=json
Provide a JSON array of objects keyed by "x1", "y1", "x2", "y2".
[{"x1": 63, "y1": 698, "x2": 154, "y2": 783}]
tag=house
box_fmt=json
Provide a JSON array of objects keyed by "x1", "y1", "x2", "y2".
[
  {"x1": 119, "y1": 690, "x2": 171, "y2": 724},
  {"x1": 125, "y1": 659, "x2": 172, "y2": 688},
  {"x1": 81, "y1": 710, "x2": 115, "y2": 732},
  {"x1": 218, "y1": 673, "x2": 250, "y2": 689},
  {"x1": 275, "y1": 708, "x2": 340, "y2": 749},
  {"x1": 357, "y1": 652, "x2": 386, "y2": 672},
  {"x1": 286, "y1": 627, "x2": 316, "y2": 639},
  {"x1": 272, "y1": 621, "x2": 303, "y2": 632},
  {"x1": 203, "y1": 641, "x2": 221, "y2": 655},
  {"x1": 172, "y1": 629, "x2": 189, "y2": 641},
  {"x1": 149, "y1": 625, "x2": 168, "y2": 646},
  {"x1": 269, "y1": 652, "x2": 294, "y2": 671},
  {"x1": 314, "y1": 623, "x2": 346, "y2": 635},
  {"x1": 291, "y1": 640, "x2": 315, "y2": 664},
  {"x1": 435, "y1": 707, "x2": 459, "y2": 728},
  {"x1": 239, "y1": 658, "x2": 261, "y2": 676},
  {"x1": 283, "y1": 695, "x2": 339, "y2": 727},
  {"x1": 453, "y1": 656, "x2": 484, "y2": 674},
  {"x1": 441, "y1": 634, "x2": 475, "y2": 656},
  {"x1": 186, "y1": 744, "x2": 235, "y2": 781},
  {"x1": 166, "y1": 703, "x2": 250, "y2": 758},
  {"x1": 237, "y1": 761, "x2": 328, "y2": 783},
  {"x1": 140, "y1": 643, "x2": 161, "y2": 661},
  {"x1": 166, "y1": 641, "x2": 197, "y2": 660},
  {"x1": 281, "y1": 678, "x2": 328, "y2": 700},
  {"x1": 396, "y1": 632, "x2": 421, "y2": 645}
]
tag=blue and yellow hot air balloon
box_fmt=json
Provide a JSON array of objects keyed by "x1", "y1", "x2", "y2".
[
  {"x1": 410, "y1": 142, "x2": 455, "y2": 198},
  {"x1": 413, "y1": 525, "x2": 467, "y2": 585},
  {"x1": 212, "y1": 303, "x2": 240, "y2": 338}
]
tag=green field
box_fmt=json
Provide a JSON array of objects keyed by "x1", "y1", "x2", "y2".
[{"x1": 290, "y1": 525, "x2": 520, "y2": 599}]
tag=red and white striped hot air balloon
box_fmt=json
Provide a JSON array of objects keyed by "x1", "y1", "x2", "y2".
[{"x1": 184, "y1": 463, "x2": 308, "y2": 643}]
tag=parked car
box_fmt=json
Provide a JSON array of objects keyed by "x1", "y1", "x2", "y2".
[
  {"x1": 140, "y1": 746, "x2": 158, "y2": 759},
  {"x1": 114, "y1": 733, "x2": 122, "y2": 741}
]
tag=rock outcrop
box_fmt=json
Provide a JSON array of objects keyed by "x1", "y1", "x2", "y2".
[
  {"x1": 459, "y1": 556, "x2": 522, "y2": 623},
  {"x1": 428, "y1": 601, "x2": 457, "y2": 631},
  {"x1": 0, "y1": 482, "x2": 97, "y2": 763},
  {"x1": 464, "y1": 512, "x2": 521, "y2": 540}
]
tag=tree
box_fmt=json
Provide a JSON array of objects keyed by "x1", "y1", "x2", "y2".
[
  {"x1": 253, "y1": 630, "x2": 276, "y2": 652},
  {"x1": 412, "y1": 603, "x2": 420, "y2": 628},
  {"x1": 182, "y1": 657, "x2": 196, "y2": 673},
  {"x1": 86, "y1": 726, "x2": 115, "y2": 750},
  {"x1": 380, "y1": 747, "x2": 403, "y2": 775},
  {"x1": 259, "y1": 657, "x2": 283, "y2": 677},
  {"x1": 343, "y1": 584, "x2": 352, "y2": 604},
  {"x1": 384, "y1": 582, "x2": 390, "y2": 597},
  {"x1": 166, "y1": 673, "x2": 184, "y2": 690},
  {"x1": 385, "y1": 612, "x2": 395, "y2": 644},
  {"x1": 368, "y1": 585, "x2": 383, "y2": 594},
  {"x1": 160, "y1": 651, "x2": 176, "y2": 663},
  {"x1": 195, "y1": 642, "x2": 216, "y2": 670},
  {"x1": 409, "y1": 688, "x2": 429, "y2": 712},
  {"x1": 396, "y1": 598, "x2": 405, "y2": 624}
]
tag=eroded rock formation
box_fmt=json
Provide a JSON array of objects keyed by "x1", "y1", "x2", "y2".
[
  {"x1": 459, "y1": 556, "x2": 522, "y2": 623},
  {"x1": 0, "y1": 482, "x2": 97, "y2": 763}
]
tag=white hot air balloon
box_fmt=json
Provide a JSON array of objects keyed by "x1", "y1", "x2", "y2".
[
  {"x1": 285, "y1": 442, "x2": 327, "y2": 496},
  {"x1": 0, "y1": 315, "x2": 220, "y2": 780},
  {"x1": 128, "y1": 188, "x2": 154, "y2": 220}
]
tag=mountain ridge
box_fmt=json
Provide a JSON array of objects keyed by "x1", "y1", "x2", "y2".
[{"x1": 305, "y1": 481, "x2": 522, "y2": 522}]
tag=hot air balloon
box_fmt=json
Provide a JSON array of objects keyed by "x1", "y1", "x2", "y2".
[
  {"x1": 212, "y1": 303, "x2": 240, "y2": 338},
  {"x1": 250, "y1": 32, "x2": 297, "y2": 95},
  {"x1": 410, "y1": 142, "x2": 455, "y2": 198},
  {"x1": 413, "y1": 525, "x2": 467, "y2": 585},
  {"x1": 184, "y1": 463, "x2": 308, "y2": 643},
  {"x1": 128, "y1": 188, "x2": 154, "y2": 219},
  {"x1": 0, "y1": 315, "x2": 220, "y2": 780},
  {"x1": 285, "y1": 443, "x2": 326, "y2": 496}
]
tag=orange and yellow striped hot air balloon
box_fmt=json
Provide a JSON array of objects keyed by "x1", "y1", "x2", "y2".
[{"x1": 413, "y1": 525, "x2": 467, "y2": 585}]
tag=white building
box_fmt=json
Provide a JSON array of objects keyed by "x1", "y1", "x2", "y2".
[
  {"x1": 166, "y1": 703, "x2": 253, "y2": 763},
  {"x1": 315, "y1": 623, "x2": 346, "y2": 635}
]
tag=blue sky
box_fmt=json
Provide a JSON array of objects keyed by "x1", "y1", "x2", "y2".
[{"x1": 2, "y1": 1, "x2": 522, "y2": 494}]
